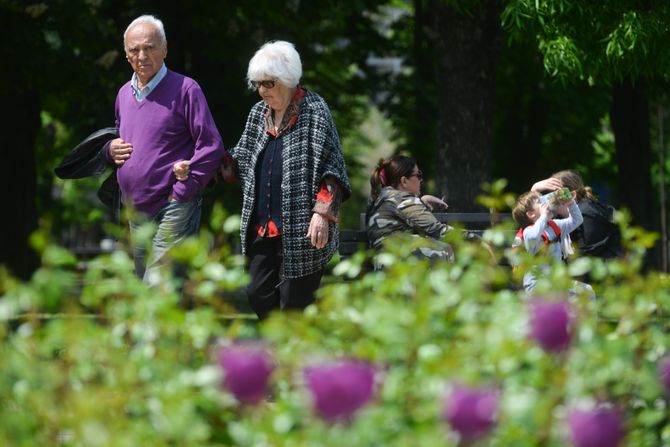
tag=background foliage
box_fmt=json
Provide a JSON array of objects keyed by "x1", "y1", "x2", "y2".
[{"x1": 1, "y1": 0, "x2": 669, "y2": 278}]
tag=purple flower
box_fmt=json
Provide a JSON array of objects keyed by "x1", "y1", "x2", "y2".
[
  {"x1": 442, "y1": 384, "x2": 498, "y2": 440},
  {"x1": 568, "y1": 407, "x2": 625, "y2": 447},
  {"x1": 658, "y1": 357, "x2": 670, "y2": 393},
  {"x1": 304, "y1": 359, "x2": 376, "y2": 423},
  {"x1": 217, "y1": 343, "x2": 274, "y2": 404},
  {"x1": 528, "y1": 299, "x2": 573, "y2": 352}
]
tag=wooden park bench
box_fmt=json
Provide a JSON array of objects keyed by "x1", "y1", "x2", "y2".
[
  {"x1": 60, "y1": 211, "x2": 513, "y2": 265},
  {"x1": 337, "y1": 212, "x2": 513, "y2": 260}
]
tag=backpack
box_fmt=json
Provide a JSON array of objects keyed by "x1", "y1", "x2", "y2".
[
  {"x1": 573, "y1": 200, "x2": 622, "y2": 259},
  {"x1": 510, "y1": 220, "x2": 563, "y2": 269},
  {"x1": 513, "y1": 220, "x2": 562, "y2": 249}
]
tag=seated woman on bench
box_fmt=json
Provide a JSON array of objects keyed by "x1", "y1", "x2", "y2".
[{"x1": 365, "y1": 155, "x2": 454, "y2": 262}]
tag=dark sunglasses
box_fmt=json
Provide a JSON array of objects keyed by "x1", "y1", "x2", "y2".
[
  {"x1": 408, "y1": 169, "x2": 423, "y2": 180},
  {"x1": 251, "y1": 79, "x2": 276, "y2": 89}
]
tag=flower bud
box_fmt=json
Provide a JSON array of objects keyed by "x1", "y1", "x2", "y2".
[
  {"x1": 568, "y1": 407, "x2": 625, "y2": 447},
  {"x1": 442, "y1": 384, "x2": 498, "y2": 440},
  {"x1": 658, "y1": 356, "x2": 670, "y2": 393},
  {"x1": 304, "y1": 359, "x2": 376, "y2": 423},
  {"x1": 217, "y1": 343, "x2": 274, "y2": 404},
  {"x1": 529, "y1": 299, "x2": 573, "y2": 352}
]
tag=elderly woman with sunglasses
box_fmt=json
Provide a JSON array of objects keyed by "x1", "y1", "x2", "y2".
[
  {"x1": 365, "y1": 155, "x2": 453, "y2": 261},
  {"x1": 188, "y1": 40, "x2": 350, "y2": 319}
]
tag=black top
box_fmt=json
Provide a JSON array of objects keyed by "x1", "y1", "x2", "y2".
[{"x1": 254, "y1": 136, "x2": 284, "y2": 232}]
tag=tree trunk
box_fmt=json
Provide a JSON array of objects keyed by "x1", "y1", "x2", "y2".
[
  {"x1": 410, "y1": 0, "x2": 438, "y2": 175},
  {"x1": 610, "y1": 79, "x2": 658, "y2": 267},
  {"x1": 610, "y1": 80, "x2": 655, "y2": 227},
  {"x1": 0, "y1": 90, "x2": 40, "y2": 280},
  {"x1": 433, "y1": 0, "x2": 502, "y2": 211}
]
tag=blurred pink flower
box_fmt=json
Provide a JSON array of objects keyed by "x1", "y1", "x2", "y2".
[
  {"x1": 529, "y1": 298, "x2": 573, "y2": 352},
  {"x1": 304, "y1": 359, "x2": 376, "y2": 423},
  {"x1": 217, "y1": 342, "x2": 274, "y2": 404},
  {"x1": 568, "y1": 406, "x2": 625, "y2": 447},
  {"x1": 658, "y1": 356, "x2": 670, "y2": 393},
  {"x1": 443, "y1": 384, "x2": 498, "y2": 440}
]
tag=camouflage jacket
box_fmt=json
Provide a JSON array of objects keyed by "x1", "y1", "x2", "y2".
[{"x1": 365, "y1": 187, "x2": 448, "y2": 249}]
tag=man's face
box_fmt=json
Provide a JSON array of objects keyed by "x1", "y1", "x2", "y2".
[{"x1": 124, "y1": 23, "x2": 167, "y2": 85}]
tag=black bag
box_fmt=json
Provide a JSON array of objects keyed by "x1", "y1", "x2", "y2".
[
  {"x1": 54, "y1": 127, "x2": 118, "y2": 179},
  {"x1": 54, "y1": 127, "x2": 121, "y2": 215},
  {"x1": 574, "y1": 199, "x2": 622, "y2": 259}
]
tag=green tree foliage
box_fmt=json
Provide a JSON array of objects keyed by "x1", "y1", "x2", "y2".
[
  {"x1": 378, "y1": 0, "x2": 505, "y2": 212},
  {"x1": 502, "y1": 0, "x2": 670, "y2": 84},
  {"x1": 0, "y1": 0, "x2": 394, "y2": 274},
  {"x1": 501, "y1": 0, "x2": 670, "y2": 260},
  {"x1": 491, "y1": 36, "x2": 614, "y2": 195},
  {"x1": 0, "y1": 0, "x2": 132, "y2": 278},
  {"x1": 6, "y1": 0, "x2": 670, "y2": 276}
]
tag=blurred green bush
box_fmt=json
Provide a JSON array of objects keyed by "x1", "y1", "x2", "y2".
[{"x1": 1, "y1": 197, "x2": 669, "y2": 446}]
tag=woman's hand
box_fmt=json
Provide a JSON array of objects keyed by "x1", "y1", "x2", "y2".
[
  {"x1": 219, "y1": 153, "x2": 237, "y2": 183},
  {"x1": 173, "y1": 160, "x2": 191, "y2": 181},
  {"x1": 307, "y1": 213, "x2": 329, "y2": 249},
  {"x1": 421, "y1": 194, "x2": 448, "y2": 211},
  {"x1": 531, "y1": 177, "x2": 562, "y2": 193}
]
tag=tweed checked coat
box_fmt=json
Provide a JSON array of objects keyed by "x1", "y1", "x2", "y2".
[{"x1": 231, "y1": 90, "x2": 351, "y2": 278}]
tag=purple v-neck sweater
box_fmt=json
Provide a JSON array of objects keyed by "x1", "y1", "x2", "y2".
[{"x1": 113, "y1": 69, "x2": 225, "y2": 216}]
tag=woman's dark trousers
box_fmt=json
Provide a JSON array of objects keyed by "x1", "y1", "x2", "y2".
[{"x1": 246, "y1": 233, "x2": 323, "y2": 319}]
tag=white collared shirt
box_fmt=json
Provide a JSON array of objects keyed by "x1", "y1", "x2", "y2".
[{"x1": 130, "y1": 64, "x2": 167, "y2": 101}]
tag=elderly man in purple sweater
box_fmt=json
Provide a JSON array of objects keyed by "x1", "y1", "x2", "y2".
[{"x1": 106, "y1": 15, "x2": 226, "y2": 285}]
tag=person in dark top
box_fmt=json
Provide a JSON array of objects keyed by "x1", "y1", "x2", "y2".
[{"x1": 176, "y1": 41, "x2": 351, "y2": 319}]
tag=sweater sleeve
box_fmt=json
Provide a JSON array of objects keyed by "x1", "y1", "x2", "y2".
[
  {"x1": 554, "y1": 203, "x2": 584, "y2": 235},
  {"x1": 397, "y1": 194, "x2": 447, "y2": 240},
  {"x1": 312, "y1": 176, "x2": 342, "y2": 223},
  {"x1": 171, "y1": 82, "x2": 226, "y2": 202}
]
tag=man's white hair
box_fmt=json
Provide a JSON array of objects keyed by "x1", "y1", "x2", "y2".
[
  {"x1": 124, "y1": 15, "x2": 166, "y2": 47},
  {"x1": 247, "y1": 41, "x2": 302, "y2": 89}
]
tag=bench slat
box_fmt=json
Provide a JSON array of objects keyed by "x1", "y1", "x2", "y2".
[
  {"x1": 340, "y1": 229, "x2": 368, "y2": 242},
  {"x1": 338, "y1": 212, "x2": 513, "y2": 261},
  {"x1": 432, "y1": 212, "x2": 511, "y2": 223}
]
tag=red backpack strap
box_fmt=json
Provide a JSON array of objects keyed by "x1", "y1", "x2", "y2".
[
  {"x1": 512, "y1": 227, "x2": 525, "y2": 252},
  {"x1": 546, "y1": 220, "x2": 561, "y2": 237},
  {"x1": 515, "y1": 227, "x2": 524, "y2": 240},
  {"x1": 540, "y1": 220, "x2": 561, "y2": 245}
]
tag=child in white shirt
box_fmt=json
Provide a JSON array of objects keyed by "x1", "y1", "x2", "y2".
[{"x1": 512, "y1": 190, "x2": 584, "y2": 292}]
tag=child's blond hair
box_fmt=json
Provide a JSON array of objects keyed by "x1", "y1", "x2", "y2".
[{"x1": 513, "y1": 191, "x2": 541, "y2": 228}]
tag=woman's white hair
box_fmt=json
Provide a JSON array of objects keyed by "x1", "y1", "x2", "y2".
[
  {"x1": 124, "y1": 15, "x2": 166, "y2": 47},
  {"x1": 246, "y1": 41, "x2": 302, "y2": 89}
]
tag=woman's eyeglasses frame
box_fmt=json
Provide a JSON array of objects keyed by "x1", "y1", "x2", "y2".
[
  {"x1": 251, "y1": 79, "x2": 276, "y2": 89},
  {"x1": 407, "y1": 169, "x2": 423, "y2": 181}
]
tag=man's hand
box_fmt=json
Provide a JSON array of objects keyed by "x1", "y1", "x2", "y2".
[
  {"x1": 173, "y1": 160, "x2": 191, "y2": 181},
  {"x1": 109, "y1": 138, "x2": 133, "y2": 166},
  {"x1": 306, "y1": 213, "x2": 329, "y2": 249}
]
